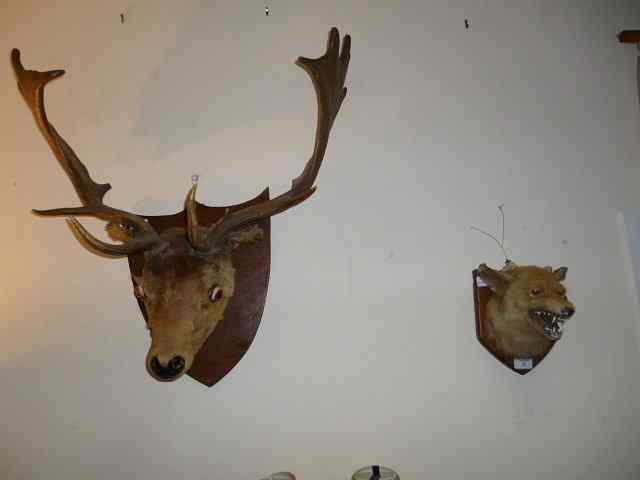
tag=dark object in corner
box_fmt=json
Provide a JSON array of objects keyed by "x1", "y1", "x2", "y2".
[{"x1": 618, "y1": 30, "x2": 640, "y2": 44}]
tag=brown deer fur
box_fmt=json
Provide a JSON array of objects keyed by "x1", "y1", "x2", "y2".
[{"x1": 133, "y1": 226, "x2": 263, "y2": 380}]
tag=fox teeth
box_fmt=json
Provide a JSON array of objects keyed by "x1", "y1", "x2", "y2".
[{"x1": 533, "y1": 310, "x2": 565, "y2": 336}]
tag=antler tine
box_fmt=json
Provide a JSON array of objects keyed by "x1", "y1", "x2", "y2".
[
  {"x1": 185, "y1": 184, "x2": 209, "y2": 251},
  {"x1": 199, "y1": 28, "x2": 350, "y2": 251},
  {"x1": 11, "y1": 49, "x2": 110, "y2": 207},
  {"x1": 67, "y1": 218, "x2": 160, "y2": 256},
  {"x1": 11, "y1": 49, "x2": 160, "y2": 256},
  {"x1": 292, "y1": 27, "x2": 350, "y2": 192}
]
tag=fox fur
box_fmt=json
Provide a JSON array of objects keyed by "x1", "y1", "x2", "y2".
[{"x1": 477, "y1": 263, "x2": 575, "y2": 362}]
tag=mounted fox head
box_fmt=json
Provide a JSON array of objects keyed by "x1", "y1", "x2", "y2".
[
  {"x1": 12, "y1": 28, "x2": 351, "y2": 382},
  {"x1": 477, "y1": 263, "x2": 575, "y2": 360}
]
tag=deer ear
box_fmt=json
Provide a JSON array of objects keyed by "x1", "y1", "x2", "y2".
[
  {"x1": 477, "y1": 263, "x2": 513, "y2": 294},
  {"x1": 106, "y1": 221, "x2": 135, "y2": 242},
  {"x1": 553, "y1": 267, "x2": 568, "y2": 281}
]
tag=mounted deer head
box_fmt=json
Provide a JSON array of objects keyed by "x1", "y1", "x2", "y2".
[{"x1": 12, "y1": 28, "x2": 351, "y2": 382}]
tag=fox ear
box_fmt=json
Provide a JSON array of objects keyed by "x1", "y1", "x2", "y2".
[
  {"x1": 553, "y1": 266, "x2": 568, "y2": 281},
  {"x1": 477, "y1": 263, "x2": 513, "y2": 294}
]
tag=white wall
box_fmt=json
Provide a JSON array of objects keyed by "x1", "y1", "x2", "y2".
[{"x1": 1, "y1": 1, "x2": 640, "y2": 479}]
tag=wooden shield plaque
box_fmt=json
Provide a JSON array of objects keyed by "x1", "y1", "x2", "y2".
[
  {"x1": 128, "y1": 189, "x2": 271, "y2": 387},
  {"x1": 472, "y1": 269, "x2": 553, "y2": 375}
]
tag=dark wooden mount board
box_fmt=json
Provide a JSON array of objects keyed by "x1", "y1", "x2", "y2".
[
  {"x1": 472, "y1": 269, "x2": 553, "y2": 375},
  {"x1": 128, "y1": 189, "x2": 271, "y2": 387}
]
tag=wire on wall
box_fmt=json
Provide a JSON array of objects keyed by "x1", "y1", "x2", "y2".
[{"x1": 470, "y1": 205, "x2": 511, "y2": 264}]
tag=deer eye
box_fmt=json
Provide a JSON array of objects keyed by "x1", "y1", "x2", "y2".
[
  {"x1": 531, "y1": 288, "x2": 543, "y2": 296},
  {"x1": 209, "y1": 286, "x2": 223, "y2": 303}
]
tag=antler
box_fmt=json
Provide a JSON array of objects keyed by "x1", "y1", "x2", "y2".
[
  {"x1": 186, "y1": 27, "x2": 351, "y2": 252},
  {"x1": 11, "y1": 49, "x2": 161, "y2": 256}
]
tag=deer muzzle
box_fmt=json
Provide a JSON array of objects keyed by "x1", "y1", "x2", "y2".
[{"x1": 146, "y1": 345, "x2": 194, "y2": 382}]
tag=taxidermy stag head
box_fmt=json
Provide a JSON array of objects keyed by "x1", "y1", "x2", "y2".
[
  {"x1": 12, "y1": 28, "x2": 351, "y2": 383},
  {"x1": 477, "y1": 263, "x2": 575, "y2": 364}
]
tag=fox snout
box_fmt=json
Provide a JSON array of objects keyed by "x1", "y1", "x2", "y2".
[{"x1": 561, "y1": 306, "x2": 575, "y2": 318}]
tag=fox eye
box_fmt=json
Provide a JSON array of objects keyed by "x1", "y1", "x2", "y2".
[
  {"x1": 531, "y1": 288, "x2": 543, "y2": 296},
  {"x1": 209, "y1": 286, "x2": 223, "y2": 303}
]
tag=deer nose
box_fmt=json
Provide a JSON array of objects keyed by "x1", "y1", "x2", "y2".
[
  {"x1": 149, "y1": 355, "x2": 185, "y2": 380},
  {"x1": 561, "y1": 307, "x2": 575, "y2": 318}
]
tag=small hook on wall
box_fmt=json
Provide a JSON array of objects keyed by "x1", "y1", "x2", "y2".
[
  {"x1": 265, "y1": 6, "x2": 270, "y2": 16},
  {"x1": 121, "y1": 13, "x2": 125, "y2": 24}
]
